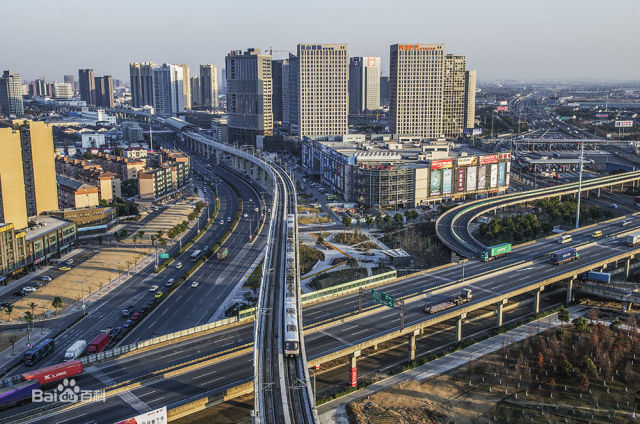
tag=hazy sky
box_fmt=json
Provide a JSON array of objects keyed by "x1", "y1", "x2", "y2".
[{"x1": 3, "y1": 0, "x2": 639, "y2": 82}]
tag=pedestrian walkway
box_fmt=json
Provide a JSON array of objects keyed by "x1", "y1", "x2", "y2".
[
  {"x1": 0, "y1": 328, "x2": 52, "y2": 367},
  {"x1": 317, "y1": 305, "x2": 588, "y2": 424}
]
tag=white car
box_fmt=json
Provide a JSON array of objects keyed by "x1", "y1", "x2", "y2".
[
  {"x1": 166, "y1": 279, "x2": 175, "y2": 287},
  {"x1": 22, "y1": 286, "x2": 37, "y2": 292},
  {"x1": 254, "y1": 207, "x2": 259, "y2": 213},
  {"x1": 191, "y1": 281, "x2": 199, "y2": 288},
  {"x1": 149, "y1": 285, "x2": 159, "y2": 292}
]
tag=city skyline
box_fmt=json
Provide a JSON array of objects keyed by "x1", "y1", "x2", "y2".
[{"x1": 3, "y1": 0, "x2": 639, "y2": 83}]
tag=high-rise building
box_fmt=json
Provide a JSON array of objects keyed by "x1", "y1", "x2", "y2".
[
  {"x1": 63, "y1": 74, "x2": 76, "y2": 95},
  {"x1": 281, "y1": 59, "x2": 290, "y2": 128},
  {"x1": 78, "y1": 69, "x2": 96, "y2": 106},
  {"x1": 53, "y1": 82, "x2": 74, "y2": 99},
  {"x1": 190, "y1": 76, "x2": 201, "y2": 106},
  {"x1": 285, "y1": 54, "x2": 299, "y2": 133},
  {"x1": 442, "y1": 55, "x2": 467, "y2": 139},
  {"x1": 271, "y1": 59, "x2": 285, "y2": 123},
  {"x1": 464, "y1": 70, "x2": 477, "y2": 130},
  {"x1": 379, "y1": 76, "x2": 389, "y2": 106},
  {"x1": 225, "y1": 48, "x2": 273, "y2": 146},
  {"x1": 0, "y1": 120, "x2": 58, "y2": 228},
  {"x1": 129, "y1": 62, "x2": 156, "y2": 108},
  {"x1": 153, "y1": 64, "x2": 185, "y2": 116},
  {"x1": 46, "y1": 83, "x2": 55, "y2": 98},
  {"x1": 200, "y1": 64, "x2": 218, "y2": 109},
  {"x1": 349, "y1": 57, "x2": 381, "y2": 114},
  {"x1": 0, "y1": 71, "x2": 24, "y2": 117},
  {"x1": 297, "y1": 43, "x2": 348, "y2": 138},
  {"x1": 176, "y1": 64, "x2": 191, "y2": 110},
  {"x1": 389, "y1": 44, "x2": 445, "y2": 138},
  {"x1": 94, "y1": 75, "x2": 114, "y2": 108},
  {"x1": 34, "y1": 79, "x2": 46, "y2": 97}
]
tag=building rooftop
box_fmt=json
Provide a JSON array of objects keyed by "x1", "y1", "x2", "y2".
[
  {"x1": 25, "y1": 215, "x2": 73, "y2": 241},
  {"x1": 56, "y1": 175, "x2": 94, "y2": 190}
]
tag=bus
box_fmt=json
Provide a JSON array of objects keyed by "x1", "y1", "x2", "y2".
[
  {"x1": 558, "y1": 234, "x2": 572, "y2": 244},
  {"x1": 190, "y1": 250, "x2": 202, "y2": 262},
  {"x1": 24, "y1": 339, "x2": 55, "y2": 366}
]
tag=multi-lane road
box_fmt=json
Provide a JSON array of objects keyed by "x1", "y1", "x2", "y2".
[{"x1": 10, "y1": 211, "x2": 640, "y2": 423}]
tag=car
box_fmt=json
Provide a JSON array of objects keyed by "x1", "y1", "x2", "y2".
[
  {"x1": 267, "y1": 208, "x2": 272, "y2": 214},
  {"x1": 122, "y1": 320, "x2": 133, "y2": 328},
  {"x1": 244, "y1": 213, "x2": 248, "y2": 218},
  {"x1": 66, "y1": 259, "x2": 74, "y2": 265},
  {"x1": 166, "y1": 278, "x2": 175, "y2": 287},
  {"x1": 204, "y1": 245, "x2": 209, "y2": 251},
  {"x1": 191, "y1": 281, "x2": 199, "y2": 288},
  {"x1": 227, "y1": 217, "x2": 231, "y2": 222},
  {"x1": 33, "y1": 281, "x2": 44, "y2": 288},
  {"x1": 219, "y1": 219, "x2": 224, "y2": 225},
  {"x1": 110, "y1": 327, "x2": 122, "y2": 340},
  {"x1": 40, "y1": 275, "x2": 52, "y2": 282},
  {"x1": 611, "y1": 203, "x2": 619, "y2": 209},
  {"x1": 622, "y1": 219, "x2": 632, "y2": 227},
  {"x1": 175, "y1": 262, "x2": 183, "y2": 270},
  {"x1": 254, "y1": 207, "x2": 259, "y2": 213},
  {"x1": 22, "y1": 286, "x2": 36, "y2": 293},
  {"x1": 130, "y1": 312, "x2": 140, "y2": 321},
  {"x1": 154, "y1": 292, "x2": 163, "y2": 299},
  {"x1": 58, "y1": 266, "x2": 71, "y2": 271},
  {"x1": 13, "y1": 290, "x2": 26, "y2": 297},
  {"x1": 149, "y1": 285, "x2": 159, "y2": 292},
  {"x1": 636, "y1": 203, "x2": 640, "y2": 208},
  {"x1": 121, "y1": 309, "x2": 130, "y2": 317}
]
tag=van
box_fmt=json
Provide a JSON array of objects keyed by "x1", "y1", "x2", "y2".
[
  {"x1": 591, "y1": 230, "x2": 602, "y2": 238},
  {"x1": 64, "y1": 340, "x2": 87, "y2": 361},
  {"x1": 622, "y1": 219, "x2": 632, "y2": 227},
  {"x1": 558, "y1": 234, "x2": 572, "y2": 244},
  {"x1": 175, "y1": 262, "x2": 183, "y2": 270}
]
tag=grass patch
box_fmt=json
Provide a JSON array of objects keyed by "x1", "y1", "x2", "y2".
[
  {"x1": 381, "y1": 222, "x2": 450, "y2": 268},
  {"x1": 244, "y1": 259, "x2": 263, "y2": 291},
  {"x1": 332, "y1": 231, "x2": 369, "y2": 245},
  {"x1": 309, "y1": 267, "x2": 369, "y2": 290},
  {"x1": 299, "y1": 215, "x2": 332, "y2": 225},
  {"x1": 299, "y1": 244, "x2": 325, "y2": 275}
]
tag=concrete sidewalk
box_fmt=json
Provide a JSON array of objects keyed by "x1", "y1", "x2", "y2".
[
  {"x1": 0, "y1": 327, "x2": 52, "y2": 367},
  {"x1": 317, "y1": 305, "x2": 588, "y2": 424}
]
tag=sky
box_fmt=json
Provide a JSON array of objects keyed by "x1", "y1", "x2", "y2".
[{"x1": 2, "y1": 0, "x2": 639, "y2": 83}]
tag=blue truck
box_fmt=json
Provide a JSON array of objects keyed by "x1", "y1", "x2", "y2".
[
  {"x1": 550, "y1": 248, "x2": 580, "y2": 265},
  {"x1": 582, "y1": 271, "x2": 611, "y2": 284},
  {"x1": 0, "y1": 380, "x2": 39, "y2": 409}
]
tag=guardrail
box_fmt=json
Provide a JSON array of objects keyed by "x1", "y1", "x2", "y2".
[{"x1": 301, "y1": 270, "x2": 397, "y2": 303}]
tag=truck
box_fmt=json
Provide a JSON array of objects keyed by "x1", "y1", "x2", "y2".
[
  {"x1": 582, "y1": 271, "x2": 611, "y2": 284},
  {"x1": 626, "y1": 233, "x2": 640, "y2": 247},
  {"x1": 424, "y1": 289, "x2": 472, "y2": 314},
  {"x1": 550, "y1": 248, "x2": 580, "y2": 265},
  {"x1": 481, "y1": 243, "x2": 512, "y2": 262},
  {"x1": 0, "y1": 360, "x2": 83, "y2": 409},
  {"x1": 64, "y1": 340, "x2": 87, "y2": 361},
  {"x1": 217, "y1": 247, "x2": 229, "y2": 261},
  {"x1": 86, "y1": 333, "x2": 110, "y2": 354}
]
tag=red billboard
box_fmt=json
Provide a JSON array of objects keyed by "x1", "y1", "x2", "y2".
[
  {"x1": 457, "y1": 168, "x2": 466, "y2": 192},
  {"x1": 479, "y1": 154, "x2": 499, "y2": 165},
  {"x1": 350, "y1": 366, "x2": 357, "y2": 387},
  {"x1": 430, "y1": 159, "x2": 453, "y2": 170},
  {"x1": 497, "y1": 106, "x2": 509, "y2": 112}
]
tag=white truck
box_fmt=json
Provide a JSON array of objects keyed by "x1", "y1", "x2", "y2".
[{"x1": 64, "y1": 340, "x2": 87, "y2": 361}]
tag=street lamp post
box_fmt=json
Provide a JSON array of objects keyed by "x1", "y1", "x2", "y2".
[{"x1": 575, "y1": 141, "x2": 585, "y2": 229}]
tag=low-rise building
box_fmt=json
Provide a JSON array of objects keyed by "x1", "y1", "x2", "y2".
[
  {"x1": 48, "y1": 206, "x2": 117, "y2": 235},
  {"x1": 124, "y1": 146, "x2": 147, "y2": 160},
  {"x1": 57, "y1": 176, "x2": 100, "y2": 209},
  {"x1": 55, "y1": 156, "x2": 122, "y2": 201},
  {"x1": 138, "y1": 150, "x2": 190, "y2": 202},
  {"x1": 81, "y1": 133, "x2": 106, "y2": 148},
  {"x1": 92, "y1": 152, "x2": 145, "y2": 181},
  {"x1": 301, "y1": 134, "x2": 511, "y2": 208}
]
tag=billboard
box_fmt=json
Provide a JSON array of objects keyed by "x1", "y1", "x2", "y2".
[
  {"x1": 442, "y1": 168, "x2": 452, "y2": 194},
  {"x1": 457, "y1": 156, "x2": 478, "y2": 166},
  {"x1": 430, "y1": 169, "x2": 442, "y2": 195},
  {"x1": 490, "y1": 164, "x2": 498, "y2": 188},
  {"x1": 473, "y1": 128, "x2": 483, "y2": 135},
  {"x1": 499, "y1": 162, "x2": 506, "y2": 186},
  {"x1": 457, "y1": 168, "x2": 466, "y2": 192},
  {"x1": 466, "y1": 166, "x2": 477, "y2": 191},
  {"x1": 497, "y1": 106, "x2": 509, "y2": 112},
  {"x1": 430, "y1": 159, "x2": 453, "y2": 170},
  {"x1": 499, "y1": 100, "x2": 508, "y2": 106},
  {"x1": 615, "y1": 120, "x2": 633, "y2": 128},
  {"x1": 115, "y1": 407, "x2": 167, "y2": 424},
  {"x1": 478, "y1": 166, "x2": 486, "y2": 189},
  {"x1": 480, "y1": 154, "x2": 499, "y2": 165},
  {"x1": 595, "y1": 113, "x2": 609, "y2": 118}
]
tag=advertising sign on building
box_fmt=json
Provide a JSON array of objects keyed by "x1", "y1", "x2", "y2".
[
  {"x1": 478, "y1": 166, "x2": 486, "y2": 189},
  {"x1": 480, "y1": 154, "x2": 499, "y2": 165},
  {"x1": 457, "y1": 156, "x2": 478, "y2": 166},
  {"x1": 442, "y1": 168, "x2": 452, "y2": 194},
  {"x1": 499, "y1": 162, "x2": 506, "y2": 186},
  {"x1": 595, "y1": 113, "x2": 609, "y2": 118},
  {"x1": 430, "y1": 170, "x2": 442, "y2": 195},
  {"x1": 497, "y1": 106, "x2": 509, "y2": 112},
  {"x1": 466, "y1": 166, "x2": 477, "y2": 191},
  {"x1": 115, "y1": 407, "x2": 167, "y2": 424},
  {"x1": 615, "y1": 120, "x2": 634, "y2": 128},
  {"x1": 430, "y1": 159, "x2": 453, "y2": 170},
  {"x1": 490, "y1": 164, "x2": 498, "y2": 188},
  {"x1": 472, "y1": 128, "x2": 483, "y2": 135},
  {"x1": 457, "y1": 168, "x2": 466, "y2": 192}
]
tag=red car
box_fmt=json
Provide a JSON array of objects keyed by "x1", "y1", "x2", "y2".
[{"x1": 130, "y1": 312, "x2": 141, "y2": 321}]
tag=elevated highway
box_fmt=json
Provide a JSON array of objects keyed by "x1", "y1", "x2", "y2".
[{"x1": 437, "y1": 170, "x2": 640, "y2": 257}]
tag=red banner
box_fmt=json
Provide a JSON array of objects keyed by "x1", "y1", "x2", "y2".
[
  {"x1": 350, "y1": 366, "x2": 357, "y2": 387},
  {"x1": 457, "y1": 168, "x2": 465, "y2": 192},
  {"x1": 479, "y1": 154, "x2": 499, "y2": 165},
  {"x1": 430, "y1": 159, "x2": 453, "y2": 170}
]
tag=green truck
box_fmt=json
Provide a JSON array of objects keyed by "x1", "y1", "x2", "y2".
[
  {"x1": 217, "y1": 247, "x2": 229, "y2": 261},
  {"x1": 481, "y1": 243, "x2": 512, "y2": 262}
]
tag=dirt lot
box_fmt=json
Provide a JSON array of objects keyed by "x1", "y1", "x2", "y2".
[
  {"x1": 133, "y1": 203, "x2": 195, "y2": 241},
  {"x1": 349, "y1": 315, "x2": 640, "y2": 424},
  {"x1": 6, "y1": 247, "x2": 149, "y2": 319}
]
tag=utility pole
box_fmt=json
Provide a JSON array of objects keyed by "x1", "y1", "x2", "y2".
[{"x1": 575, "y1": 141, "x2": 584, "y2": 229}]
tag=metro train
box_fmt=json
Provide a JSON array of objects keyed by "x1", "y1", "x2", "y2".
[{"x1": 284, "y1": 214, "x2": 300, "y2": 357}]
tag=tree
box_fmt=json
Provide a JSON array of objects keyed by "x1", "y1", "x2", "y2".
[
  {"x1": 383, "y1": 215, "x2": 391, "y2": 226},
  {"x1": 342, "y1": 216, "x2": 352, "y2": 231},
  {"x1": 4, "y1": 305, "x2": 14, "y2": 322},
  {"x1": 29, "y1": 302, "x2": 36, "y2": 318},
  {"x1": 586, "y1": 308, "x2": 598, "y2": 323},
  {"x1": 558, "y1": 307, "x2": 570, "y2": 323},
  {"x1": 114, "y1": 233, "x2": 120, "y2": 246},
  {"x1": 137, "y1": 231, "x2": 145, "y2": 242},
  {"x1": 584, "y1": 357, "x2": 598, "y2": 377},
  {"x1": 394, "y1": 213, "x2": 404, "y2": 227},
  {"x1": 572, "y1": 316, "x2": 589, "y2": 333},
  {"x1": 24, "y1": 311, "x2": 34, "y2": 343},
  {"x1": 561, "y1": 359, "x2": 574, "y2": 377},
  {"x1": 610, "y1": 317, "x2": 622, "y2": 331},
  {"x1": 375, "y1": 216, "x2": 383, "y2": 230},
  {"x1": 97, "y1": 235, "x2": 103, "y2": 246},
  {"x1": 83, "y1": 151, "x2": 93, "y2": 159},
  {"x1": 52, "y1": 297, "x2": 63, "y2": 314},
  {"x1": 365, "y1": 216, "x2": 373, "y2": 228}
]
